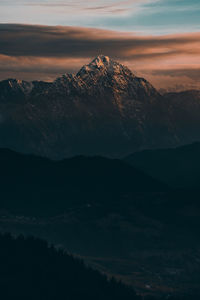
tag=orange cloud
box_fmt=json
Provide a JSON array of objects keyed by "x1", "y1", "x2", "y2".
[{"x1": 0, "y1": 24, "x2": 200, "y2": 90}]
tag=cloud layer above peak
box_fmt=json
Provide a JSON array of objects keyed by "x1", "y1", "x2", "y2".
[{"x1": 0, "y1": 24, "x2": 200, "y2": 91}]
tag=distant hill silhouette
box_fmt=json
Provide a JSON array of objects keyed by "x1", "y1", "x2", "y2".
[
  {"x1": 125, "y1": 142, "x2": 200, "y2": 188},
  {"x1": 0, "y1": 148, "x2": 166, "y2": 215}
]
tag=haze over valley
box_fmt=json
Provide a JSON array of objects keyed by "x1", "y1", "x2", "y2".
[{"x1": 0, "y1": 1, "x2": 200, "y2": 299}]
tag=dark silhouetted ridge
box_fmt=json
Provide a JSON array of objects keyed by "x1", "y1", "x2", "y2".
[
  {"x1": 0, "y1": 148, "x2": 167, "y2": 215},
  {"x1": 125, "y1": 142, "x2": 200, "y2": 188},
  {"x1": 0, "y1": 233, "x2": 139, "y2": 300}
]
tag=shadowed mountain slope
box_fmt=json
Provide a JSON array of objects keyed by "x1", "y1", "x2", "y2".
[
  {"x1": 125, "y1": 142, "x2": 200, "y2": 188},
  {"x1": 164, "y1": 90, "x2": 200, "y2": 145}
]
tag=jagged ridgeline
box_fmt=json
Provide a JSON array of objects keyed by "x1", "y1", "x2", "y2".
[{"x1": 0, "y1": 55, "x2": 175, "y2": 159}]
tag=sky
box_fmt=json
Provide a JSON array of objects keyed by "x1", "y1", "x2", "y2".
[{"x1": 0, "y1": 0, "x2": 200, "y2": 90}]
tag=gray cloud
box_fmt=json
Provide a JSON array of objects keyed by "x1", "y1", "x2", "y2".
[{"x1": 0, "y1": 24, "x2": 200, "y2": 59}]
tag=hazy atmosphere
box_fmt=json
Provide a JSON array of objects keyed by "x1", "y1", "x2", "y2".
[{"x1": 1, "y1": 2, "x2": 200, "y2": 300}]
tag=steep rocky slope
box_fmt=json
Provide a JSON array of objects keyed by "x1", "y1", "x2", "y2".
[{"x1": 0, "y1": 55, "x2": 175, "y2": 158}]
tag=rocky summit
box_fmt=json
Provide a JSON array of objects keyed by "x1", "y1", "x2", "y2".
[{"x1": 0, "y1": 55, "x2": 176, "y2": 159}]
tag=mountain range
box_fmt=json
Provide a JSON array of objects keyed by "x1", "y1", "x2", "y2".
[
  {"x1": 0, "y1": 233, "x2": 139, "y2": 300},
  {"x1": 1, "y1": 55, "x2": 200, "y2": 159},
  {"x1": 1, "y1": 55, "x2": 200, "y2": 297},
  {"x1": 0, "y1": 55, "x2": 180, "y2": 159}
]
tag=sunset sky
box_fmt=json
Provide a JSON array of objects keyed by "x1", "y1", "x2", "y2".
[{"x1": 0, "y1": 0, "x2": 200, "y2": 90}]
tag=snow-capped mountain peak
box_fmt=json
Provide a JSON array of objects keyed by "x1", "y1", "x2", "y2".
[
  {"x1": 92, "y1": 55, "x2": 111, "y2": 67},
  {"x1": 77, "y1": 55, "x2": 134, "y2": 79},
  {"x1": 0, "y1": 56, "x2": 175, "y2": 159}
]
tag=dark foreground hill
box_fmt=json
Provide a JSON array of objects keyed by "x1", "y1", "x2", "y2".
[
  {"x1": 0, "y1": 233, "x2": 198, "y2": 300},
  {"x1": 0, "y1": 233, "x2": 139, "y2": 300},
  {"x1": 125, "y1": 142, "x2": 200, "y2": 188},
  {"x1": 0, "y1": 148, "x2": 166, "y2": 215}
]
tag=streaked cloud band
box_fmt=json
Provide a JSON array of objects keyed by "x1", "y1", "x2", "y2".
[{"x1": 0, "y1": 24, "x2": 200, "y2": 90}]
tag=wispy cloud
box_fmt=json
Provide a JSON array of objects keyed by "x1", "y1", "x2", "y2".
[
  {"x1": 0, "y1": 0, "x2": 199, "y2": 35},
  {"x1": 1, "y1": 24, "x2": 200, "y2": 57},
  {"x1": 4, "y1": 0, "x2": 160, "y2": 15}
]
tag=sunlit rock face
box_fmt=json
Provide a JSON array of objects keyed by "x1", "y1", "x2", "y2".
[{"x1": 0, "y1": 56, "x2": 175, "y2": 159}]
